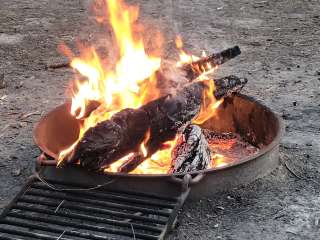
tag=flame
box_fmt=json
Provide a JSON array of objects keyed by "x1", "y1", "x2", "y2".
[
  {"x1": 105, "y1": 136, "x2": 178, "y2": 174},
  {"x1": 57, "y1": 0, "x2": 161, "y2": 163},
  {"x1": 57, "y1": 0, "x2": 227, "y2": 173},
  {"x1": 193, "y1": 80, "x2": 224, "y2": 125},
  {"x1": 130, "y1": 137, "x2": 178, "y2": 174},
  {"x1": 211, "y1": 153, "x2": 228, "y2": 168},
  {"x1": 175, "y1": 36, "x2": 200, "y2": 67}
]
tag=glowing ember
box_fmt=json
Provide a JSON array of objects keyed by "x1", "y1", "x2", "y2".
[{"x1": 57, "y1": 0, "x2": 225, "y2": 174}]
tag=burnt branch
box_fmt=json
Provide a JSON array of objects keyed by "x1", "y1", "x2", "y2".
[{"x1": 183, "y1": 46, "x2": 241, "y2": 80}]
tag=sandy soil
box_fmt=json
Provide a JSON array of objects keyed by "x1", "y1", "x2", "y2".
[{"x1": 0, "y1": 0, "x2": 319, "y2": 239}]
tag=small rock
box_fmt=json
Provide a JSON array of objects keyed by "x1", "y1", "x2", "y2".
[
  {"x1": 282, "y1": 113, "x2": 290, "y2": 120},
  {"x1": 315, "y1": 70, "x2": 320, "y2": 76},
  {"x1": 266, "y1": 38, "x2": 273, "y2": 41},
  {"x1": 294, "y1": 80, "x2": 302, "y2": 84},
  {"x1": 249, "y1": 41, "x2": 262, "y2": 46},
  {"x1": 0, "y1": 73, "x2": 5, "y2": 89},
  {"x1": 0, "y1": 95, "x2": 7, "y2": 100},
  {"x1": 306, "y1": 143, "x2": 312, "y2": 146},
  {"x1": 12, "y1": 168, "x2": 21, "y2": 176},
  {"x1": 9, "y1": 155, "x2": 18, "y2": 160},
  {"x1": 214, "y1": 224, "x2": 219, "y2": 228},
  {"x1": 19, "y1": 122, "x2": 28, "y2": 128},
  {"x1": 306, "y1": 154, "x2": 310, "y2": 158},
  {"x1": 227, "y1": 195, "x2": 234, "y2": 200},
  {"x1": 297, "y1": 65, "x2": 300, "y2": 68},
  {"x1": 216, "y1": 206, "x2": 225, "y2": 210},
  {"x1": 292, "y1": 101, "x2": 297, "y2": 106},
  {"x1": 15, "y1": 81, "x2": 24, "y2": 89},
  {"x1": 287, "y1": 67, "x2": 291, "y2": 71}
]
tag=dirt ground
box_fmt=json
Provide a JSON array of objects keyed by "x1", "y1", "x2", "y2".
[{"x1": 0, "y1": 0, "x2": 319, "y2": 239}]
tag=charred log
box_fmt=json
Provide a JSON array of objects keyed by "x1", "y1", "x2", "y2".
[
  {"x1": 170, "y1": 125, "x2": 211, "y2": 173},
  {"x1": 118, "y1": 152, "x2": 145, "y2": 173},
  {"x1": 183, "y1": 46, "x2": 241, "y2": 80},
  {"x1": 70, "y1": 76, "x2": 247, "y2": 171}
]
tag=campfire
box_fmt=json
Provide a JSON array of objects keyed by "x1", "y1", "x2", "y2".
[
  {"x1": 36, "y1": 0, "x2": 259, "y2": 175},
  {"x1": 0, "y1": 1, "x2": 285, "y2": 239}
]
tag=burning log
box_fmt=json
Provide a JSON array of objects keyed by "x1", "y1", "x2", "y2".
[
  {"x1": 170, "y1": 125, "x2": 211, "y2": 173},
  {"x1": 70, "y1": 75, "x2": 247, "y2": 171},
  {"x1": 46, "y1": 46, "x2": 241, "y2": 81},
  {"x1": 183, "y1": 46, "x2": 241, "y2": 80},
  {"x1": 118, "y1": 152, "x2": 146, "y2": 173}
]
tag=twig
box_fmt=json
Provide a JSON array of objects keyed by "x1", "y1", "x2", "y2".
[
  {"x1": 0, "y1": 124, "x2": 11, "y2": 138},
  {"x1": 46, "y1": 62, "x2": 70, "y2": 70},
  {"x1": 283, "y1": 161, "x2": 303, "y2": 179},
  {"x1": 130, "y1": 224, "x2": 136, "y2": 240},
  {"x1": 56, "y1": 230, "x2": 67, "y2": 240},
  {"x1": 19, "y1": 111, "x2": 41, "y2": 120},
  {"x1": 282, "y1": 161, "x2": 320, "y2": 185},
  {"x1": 35, "y1": 172, "x2": 116, "y2": 191},
  {"x1": 55, "y1": 200, "x2": 65, "y2": 213}
]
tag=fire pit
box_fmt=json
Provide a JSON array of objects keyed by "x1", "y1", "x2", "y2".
[{"x1": 34, "y1": 93, "x2": 283, "y2": 200}]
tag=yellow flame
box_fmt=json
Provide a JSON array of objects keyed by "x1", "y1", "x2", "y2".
[
  {"x1": 193, "y1": 80, "x2": 224, "y2": 125},
  {"x1": 211, "y1": 153, "x2": 228, "y2": 168},
  {"x1": 58, "y1": 0, "x2": 161, "y2": 161}
]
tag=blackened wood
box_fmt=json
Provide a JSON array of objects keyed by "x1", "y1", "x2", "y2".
[
  {"x1": 71, "y1": 76, "x2": 247, "y2": 171},
  {"x1": 213, "y1": 75, "x2": 247, "y2": 99},
  {"x1": 46, "y1": 62, "x2": 70, "y2": 69},
  {"x1": 183, "y1": 46, "x2": 241, "y2": 80},
  {"x1": 72, "y1": 108, "x2": 150, "y2": 170},
  {"x1": 118, "y1": 152, "x2": 145, "y2": 173},
  {"x1": 170, "y1": 125, "x2": 211, "y2": 173}
]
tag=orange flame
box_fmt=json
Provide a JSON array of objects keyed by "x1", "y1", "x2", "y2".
[{"x1": 57, "y1": 0, "x2": 161, "y2": 164}]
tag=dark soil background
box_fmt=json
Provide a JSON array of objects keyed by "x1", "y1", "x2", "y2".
[{"x1": 0, "y1": 0, "x2": 319, "y2": 239}]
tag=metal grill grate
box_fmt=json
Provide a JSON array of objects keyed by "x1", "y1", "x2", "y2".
[{"x1": 0, "y1": 176, "x2": 189, "y2": 240}]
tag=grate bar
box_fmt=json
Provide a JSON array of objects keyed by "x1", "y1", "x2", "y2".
[
  {"x1": 2, "y1": 218, "x2": 126, "y2": 240},
  {"x1": 34, "y1": 180, "x2": 178, "y2": 202},
  {"x1": 0, "y1": 236, "x2": 25, "y2": 240},
  {"x1": 18, "y1": 197, "x2": 167, "y2": 225},
  {"x1": 0, "y1": 225, "x2": 72, "y2": 240},
  {"x1": 32, "y1": 183, "x2": 175, "y2": 208},
  {"x1": 7, "y1": 212, "x2": 160, "y2": 240},
  {"x1": 12, "y1": 205, "x2": 163, "y2": 233},
  {"x1": 25, "y1": 189, "x2": 171, "y2": 217}
]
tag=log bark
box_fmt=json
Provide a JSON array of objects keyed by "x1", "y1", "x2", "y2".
[
  {"x1": 170, "y1": 125, "x2": 211, "y2": 173},
  {"x1": 70, "y1": 76, "x2": 247, "y2": 171}
]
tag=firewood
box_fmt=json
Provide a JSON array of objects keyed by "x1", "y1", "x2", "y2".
[
  {"x1": 69, "y1": 76, "x2": 247, "y2": 171},
  {"x1": 170, "y1": 125, "x2": 211, "y2": 173},
  {"x1": 118, "y1": 152, "x2": 145, "y2": 173},
  {"x1": 183, "y1": 46, "x2": 241, "y2": 80}
]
